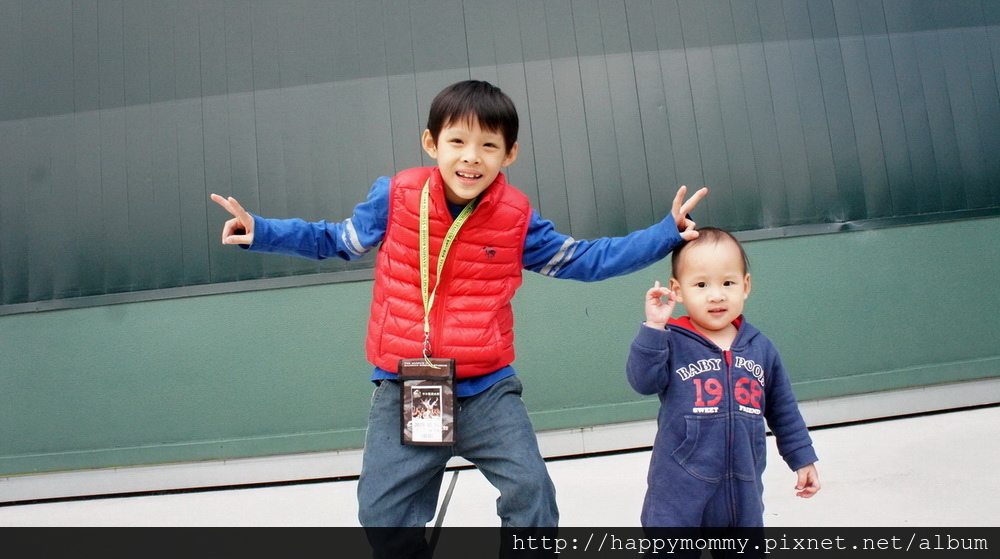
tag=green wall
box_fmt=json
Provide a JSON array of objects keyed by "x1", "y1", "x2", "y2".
[{"x1": 2, "y1": 216, "x2": 997, "y2": 476}]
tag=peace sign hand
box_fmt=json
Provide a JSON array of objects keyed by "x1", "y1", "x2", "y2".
[
  {"x1": 671, "y1": 185, "x2": 709, "y2": 241},
  {"x1": 210, "y1": 193, "x2": 255, "y2": 246}
]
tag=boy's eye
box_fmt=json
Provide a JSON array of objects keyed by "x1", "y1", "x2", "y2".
[{"x1": 695, "y1": 282, "x2": 706, "y2": 288}]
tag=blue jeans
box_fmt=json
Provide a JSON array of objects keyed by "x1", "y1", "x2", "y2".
[{"x1": 357, "y1": 375, "x2": 559, "y2": 528}]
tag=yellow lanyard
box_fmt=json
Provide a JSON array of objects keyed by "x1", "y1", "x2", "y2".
[{"x1": 420, "y1": 180, "x2": 477, "y2": 361}]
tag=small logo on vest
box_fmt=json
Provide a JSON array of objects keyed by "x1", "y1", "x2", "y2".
[{"x1": 482, "y1": 246, "x2": 497, "y2": 260}]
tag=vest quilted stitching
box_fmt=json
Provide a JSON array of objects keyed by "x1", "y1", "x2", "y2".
[{"x1": 366, "y1": 167, "x2": 531, "y2": 378}]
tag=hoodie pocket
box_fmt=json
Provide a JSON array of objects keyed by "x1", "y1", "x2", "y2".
[
  {"x1": 732, "y1": 414, "x2": 767, "y2": 481},
  {"x1": 671, "y1": 415, "x2": 728, "y2": 483}
]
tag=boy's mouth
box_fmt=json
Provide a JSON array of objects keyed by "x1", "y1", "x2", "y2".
[{"x1": 456, "y1": 171, "x2": 483, "y2": 180}]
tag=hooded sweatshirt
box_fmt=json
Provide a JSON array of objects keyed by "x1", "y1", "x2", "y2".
[{"x1": 627, "y1": 316, "x2": 817, "y2": 525}]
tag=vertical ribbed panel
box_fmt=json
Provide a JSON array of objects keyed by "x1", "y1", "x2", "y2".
[{"x1": 1, "y1": 0, "x2": 998, "y2": 306}]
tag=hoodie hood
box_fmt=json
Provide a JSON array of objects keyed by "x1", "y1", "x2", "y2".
[{"x1": 667, "y1": 315, "x2": 758, "y2": 350}]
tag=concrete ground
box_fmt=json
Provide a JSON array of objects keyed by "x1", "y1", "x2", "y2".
[{"x1": 1, "y1": 405, "x2": 996, "y2": 528}]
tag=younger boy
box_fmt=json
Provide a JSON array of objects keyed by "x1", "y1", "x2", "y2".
[
  {"x1": 626, "y1": 228, "x2": 819, "y2": 537},
  {"x1": 212, "y1": 80, "x2": 707, "y2": 545}
]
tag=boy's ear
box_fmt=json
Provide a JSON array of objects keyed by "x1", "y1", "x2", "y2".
[
  {"x1": 743, "y1": 274, "x2": 752, "y2": 299},
  {"x1": 421, "y1": 129, "x2": 438, "y2": 159},
  {"x1": 668, "y1": 277, "x2": 684, "y2": 303},
  {"x1": 502, "y1": 141, "x2": 519, "y2": 167}
]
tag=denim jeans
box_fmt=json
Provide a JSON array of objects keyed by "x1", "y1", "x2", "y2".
[{"x1": 357, "y1": 375, "x2": 559, "y2": 528}]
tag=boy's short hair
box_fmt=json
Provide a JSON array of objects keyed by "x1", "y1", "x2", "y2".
[
  {"x1": 426, "y1": 80, "x2": 519, "y2": 153},
  {"x1": 671, "y1": 227, "x2": 750, "y2": 277}
]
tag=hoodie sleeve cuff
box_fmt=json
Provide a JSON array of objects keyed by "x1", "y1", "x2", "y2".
[
  {"x1": 784, "y1": 445, "x2": 819, "y2": 472},
  {"x1": 634, "y1": 322, "x2": 671, "y2": 350}
]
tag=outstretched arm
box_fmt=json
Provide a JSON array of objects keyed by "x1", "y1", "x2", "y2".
[
  {"x1": 522, "y1": 184, "x2": 707, "y2": 281},
  {"x1": 210, "y1": 193, "x2": 255, "y2": 246},
  {"x1": 209, "y1": 177, "x2": 390, "y2": 261}
]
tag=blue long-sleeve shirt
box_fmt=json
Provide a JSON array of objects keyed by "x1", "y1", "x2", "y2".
[{"x1": 248, "y1": 175, "x2": 684, "y2": 395}]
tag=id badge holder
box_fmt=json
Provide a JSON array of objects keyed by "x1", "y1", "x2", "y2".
[{"x1": 398, "y1": 358, "x2": 456, "y2": 446}]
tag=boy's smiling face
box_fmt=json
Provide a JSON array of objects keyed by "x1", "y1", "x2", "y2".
[{"x1": 422, "y1": 117, "x2": 518, "y2": 205}]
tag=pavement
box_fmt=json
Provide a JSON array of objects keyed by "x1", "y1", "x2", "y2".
[{"x1": 0, "y1": 404, "x2": 997, "y2": 528}]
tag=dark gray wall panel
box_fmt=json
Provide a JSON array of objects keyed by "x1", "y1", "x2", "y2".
[{"x1": 2, "y1": 0, "x2": 999, "y2": 310}]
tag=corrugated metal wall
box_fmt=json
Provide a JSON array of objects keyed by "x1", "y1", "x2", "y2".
[{"x1": 3, "y1": 0, "x2": 998, "y2": 309}]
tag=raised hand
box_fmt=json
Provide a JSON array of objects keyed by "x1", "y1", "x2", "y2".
[
  {"x1": 210, "y1": 193, "x2": 255, "y2": 246},
  {"x1": 671, "y1": 185, "x2": 709, "y2": 241},
  {"x1": 643, "y1": 280, "x2": 676, "y2": 330}
]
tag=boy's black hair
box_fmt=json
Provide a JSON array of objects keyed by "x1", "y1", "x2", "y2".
[
  {"x1": 671, "y1": 227, "x2": 751, "y2": 277},
  {"x1": 426, "y1": 80, "x2": 519, "y2": 153}
]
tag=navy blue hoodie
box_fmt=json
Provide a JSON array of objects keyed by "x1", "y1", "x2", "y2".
[{"x1": 627, "y1": 316, "x2": 817, "y2": 527}]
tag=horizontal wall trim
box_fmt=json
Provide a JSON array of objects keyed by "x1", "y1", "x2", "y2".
[
  {"x1": 3, "y1": 378, "x2": 998, "y2": 505},
  {"x1": 0, "y1": 268, "x2": 375, "y2": 316},
  {"x1": 3, "y1": 211, "x2": 996, "y2": 317}
]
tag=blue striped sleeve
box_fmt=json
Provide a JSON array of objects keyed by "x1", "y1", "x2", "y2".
[
  {"x1": 248, "y1": 177, "x2": 390, "y2": 261},
  {"x1": 522, "y1": 210, "x2": 684, "y2": 282}
]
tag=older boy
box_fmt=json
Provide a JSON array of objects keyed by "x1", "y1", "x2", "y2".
[{"x1": 212, "y1": 81, "x2": 707, "y2": 540}]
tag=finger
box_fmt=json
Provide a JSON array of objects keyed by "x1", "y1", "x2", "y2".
[
  {"x1": 797, "y1": 486, "x2": 819, "y2": 498},
  {"x1": 220, "y1": 217, "x2": 241, "y2": 244},
  {"x1": 210, "y1": 193, "x2": 238, "y2": 216},
  {"x1": 671, "y1": 185, "x2": 688, "y2": 213},
  {"x1": 648, "y1": 287, "x2": 673, "y2": 302},
  {"x1": 679, "y1": 229, "x2": 700, "y2": 242},
  {"x1": 648, "y1": 282, "x2": 670, "y2": 296},
  {"x1": 226, "y1": 196, "x2": 250, "y2": 221},
  {"x1": 223, "y1": 234, "x2": 253, "y2": 246},
  {"x1": 678, "y1": 187, "x2": 709, "y2": 216},
  {"x1": 210, "y1": 193, "x2": 252, "y2": 223},
  {"x1": 221, "y1": 217, "x2": 253, "y2": 243}
]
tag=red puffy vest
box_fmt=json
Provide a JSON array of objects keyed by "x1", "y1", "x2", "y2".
[{"x1": 365, "y1": 167, "x2": 532, "y2": 379}]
